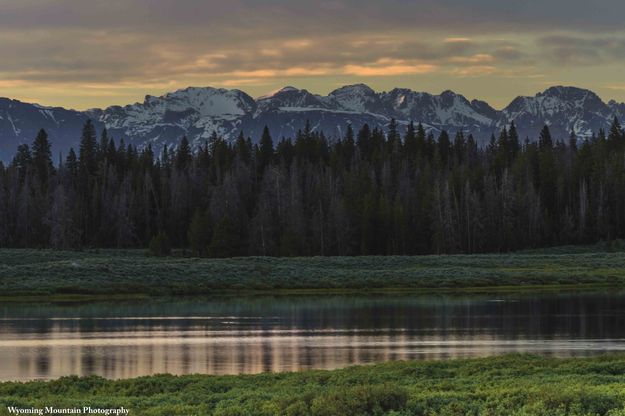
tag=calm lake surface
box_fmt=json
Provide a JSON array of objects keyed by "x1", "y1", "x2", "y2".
[{"x1": 2, "y1": 292, "x2": 625, "y2": 381}]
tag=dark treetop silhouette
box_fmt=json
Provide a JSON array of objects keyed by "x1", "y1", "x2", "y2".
[{"x1": 1, "y1": 117, "x2": 624, "y2": 256}]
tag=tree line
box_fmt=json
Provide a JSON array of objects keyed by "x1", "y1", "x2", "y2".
[{"x1": 1, "y1": 117, "x2": 624, "y2": 256}]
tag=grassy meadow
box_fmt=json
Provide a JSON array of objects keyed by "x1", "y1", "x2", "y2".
[
  {"x1": 2, "y1": 243, "x2": 625, "y2": 297},
  {"x1": 2, "y1": 242, "x2": 625, "y2": 297},
  {"x1": 3, "y1": 354, "x2": 625, "y2": 415}
]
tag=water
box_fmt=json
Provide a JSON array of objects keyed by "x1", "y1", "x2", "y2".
[{"x1": 2, "y1": 292, "x2": 625, "y2": 381}]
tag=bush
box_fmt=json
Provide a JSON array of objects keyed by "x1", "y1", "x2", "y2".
[
  {"x1": 148, "y1": 232, "x2": 172, "y2": 257},
  {"x1": 310, "y1": 384, "x2": 408, "y2": 416}
]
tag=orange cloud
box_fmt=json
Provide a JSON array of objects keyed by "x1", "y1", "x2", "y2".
[
  {"x1": 605, "y1": 84, "x2": 625, "y2": 91},
  {"x1": 448, "y1": 54, "x2": 495, "y2": 64},
  {"x1": 260, "y1": 48, "x2": 281, "y2": 57},
  {"x1": 284, "y1": 67, "x2": 330, "y2": 76},
  {"x1": 450, "y1": 66, "x2": 497, "y2": 77},
  {"x1": 0, "y1": 79, "x2": 29, "y2": 88},
  {"x1": 283, "y1": 39, "x2": 313, "y2": 48},
  {"x1": 343, "y1": 59, "x2": 437, "y2": 76},
  {"x1": 444, "y1": 37, "x2": 472, "y2": 43}
]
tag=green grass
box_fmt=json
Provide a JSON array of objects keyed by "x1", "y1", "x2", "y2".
[
  {"x1": 3, "y1": 354, "x2": 625, "y2": 415},
  {"x1": 2, "y1": 244, "x2": 625, "y2": 296}
]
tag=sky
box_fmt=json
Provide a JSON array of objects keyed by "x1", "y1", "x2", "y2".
[{"x1": 2, "y1": 0, "x2": 625, "y2": 110}]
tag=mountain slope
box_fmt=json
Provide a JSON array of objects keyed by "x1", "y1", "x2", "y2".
[
  {"x1": 0, "y1": 98, "x2": 102, "y2": 162},
  {"x1": 0, "y1": 84, "x2": 624, "y2": 161},
  {"x1": 497, "y1": 86, "x2": 622, "y2": 141}
]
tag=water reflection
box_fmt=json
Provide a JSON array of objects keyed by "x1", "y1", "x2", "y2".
[{"x1": 1, "y1": 292, "x2": 625, "y2": 381}]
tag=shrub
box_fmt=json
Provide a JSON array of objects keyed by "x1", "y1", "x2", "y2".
[
  {"x1": 148, "y1": 232, "x2": 172, "y2": 257},
  {"x1": 310, "y1": 384, "x2": 408, "y2": 416}
]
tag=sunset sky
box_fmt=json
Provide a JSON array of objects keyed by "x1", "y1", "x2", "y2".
[{"x1": 2, "y1": 0, "x2": 625, "y2": 110}]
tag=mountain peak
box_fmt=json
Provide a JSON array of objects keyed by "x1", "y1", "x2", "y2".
[
  {"x1": 2, "y1": 84, "x2": 625, "y2": 162},
  {"x1": 257, "y1": 86, "x2": 303, "y2": 101},
  {"x1": 538, "y1": 86, "x2": 601, "y2": 102},
  {"x1": 330, "y1": 83, "x2": 375, "y2": 95},
  {"x1": 329, "y1": 83, "x2": 380, "y2": 112}
]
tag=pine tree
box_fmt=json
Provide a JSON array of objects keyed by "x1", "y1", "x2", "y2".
[
  {"x1": 438, "y1": 130, "x2": 451, "y2": 165},
  {"x1": 357, "y1": 123, "x2": 372, "y2": 159},
  {"x1": 175, "y1": 136, "x2": 192, "y2": 170},
  {"x1": 13, "y1": 144, "x2": 32, "y2": 182},
  {"x1": 538, "y1": 125, "x2": 553, "y2": 151},
  {"x1": 208, "y1": 214, "x2": 241, "y2": 258},
  {"x1": 78, "y1": 119, "x2": 98, "y2": 176},
  {"x1": 32, "y1": 129, "x2": 54, "y2": 185},
  {"x1": 65, "y1": 148, "x2": 78, "y2": 178},
  {"x1": 188, "y1": 209, "x2": 212, "y2": 256},
  {"x1": 234, "y1": 131, "x2": 251, "y2": 163},
  {"x1": 508, "y1": 121, "x2": 520, "y2": 158},
  {"x1": 387, "y1": 118, "x2": 399, "y2": 154},
  {"x1": 98, "y1": 128, "x2": 109, "y2": 162},
  {"x1": 258, "y1": 126, "x2": 274, "y2": 170},
  {"x1": 607, "y1": 117, "x2": 622, "y2": 150},
  {"x1": 343, "y1": 124, "x2": 355, "y2": 167},
  {"x1": 568, "y1": 131, "x2": 578, "y2": 153},
  {"x1": 404, "y1": 121, "x2": 417, "y2": 159},
  {"x1": 415, "y1": 122, "x2": 426, "y2": 158}
]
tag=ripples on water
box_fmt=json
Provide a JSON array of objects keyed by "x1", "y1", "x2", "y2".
[{"x1": 1, "y1": 292, "x2": 625, "y2": 381}]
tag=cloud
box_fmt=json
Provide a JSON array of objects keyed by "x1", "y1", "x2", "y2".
[
  {"x1": 493, "y1": 46, "x2": 525, "y2": 61},
  {"x1": 444, "y1": 37, "x2": 472, "y2": 43},
  {"x1": 450, "y1": 66, "x2": 498, "y2": 77},
  {"x1": 2, "y1": 1, "x2": 625, "y2": 108},
  {"x1": 539, "y1": 34, "x2": 625, "y2": 65},
  {"x1": 604, "y1": 84, "x2": 625, "y2": 92},
  {"x1": 343, "y1": 61, "x2": 438, "y2": 76},
  {"x1": 448, "y1": 54, "x2": 495, "y2": 64},
  {"x1": 2, "y1": 1, "x2": 624, "y2": 34}
]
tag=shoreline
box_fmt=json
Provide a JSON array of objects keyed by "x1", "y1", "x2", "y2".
[{"x1": 0, "y1": 282, "x2": 619, "y2": 303}]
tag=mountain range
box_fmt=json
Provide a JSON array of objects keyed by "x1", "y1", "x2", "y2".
[{"x1": 1, "y1": 84, "x2": 624, "y2": 161}]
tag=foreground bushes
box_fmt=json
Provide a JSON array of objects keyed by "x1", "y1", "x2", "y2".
[{"x1": 3, "y1": 354, "x2": 625, "y2": 415}]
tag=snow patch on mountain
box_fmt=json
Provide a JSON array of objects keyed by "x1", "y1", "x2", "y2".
[{"x1": 2, "y1": 84, "x2": 625, "y2": 162}]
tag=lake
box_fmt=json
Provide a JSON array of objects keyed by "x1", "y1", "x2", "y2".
[{"x1": 2, "y1": 291, "x2": 625, "y2": 381}]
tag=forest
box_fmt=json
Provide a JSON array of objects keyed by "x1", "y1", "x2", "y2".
[{"x1": 1, "y1": 117, "x2": 624, "y2": 257}]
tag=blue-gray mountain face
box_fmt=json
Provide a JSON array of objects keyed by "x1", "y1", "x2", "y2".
[{"x1": 1, "y1": 84, "x2": 624, "y2": 161}]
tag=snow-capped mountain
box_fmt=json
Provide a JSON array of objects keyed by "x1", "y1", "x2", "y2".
[
  {"x1": 95, "y1": 87, "x2": 257, "y2": 151},
  {"x1": 497, "y1": 86, "x2": 620, "y2": 141},
  {"x1": 1, "y1": 84, "x2": 624, "y2": 161}
]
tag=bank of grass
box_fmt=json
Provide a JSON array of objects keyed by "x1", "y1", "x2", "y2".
[
  {"x1": 2, "y1": 242, "x2": 625, "y2": 297},
  {"x1": 3, "y1": 354, "x2": 625, "y2": 415}
]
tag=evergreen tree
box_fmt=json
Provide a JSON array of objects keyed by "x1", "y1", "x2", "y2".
[
  {"x1": 387, "y1": 118, "x2": 399, "y2": 153},
  {"x1": 258, "y1": 126, "x2": 274, "y2": 170},
  {"x1": 13, "y1": 144, "x2": 32, "y2": 182},
  {"x1": 32, "y1": 129, "x2": 54, "y2": 185},
  {"x1": 188, "y1": 209, "x2": 212, "y2": 256},
  {"x1": 538, "y1": 125, "x2": 553, "y2": 151},
  {"x1": 175, "y1": 136, "x2": 192, "y2": 170},
  {"x1": 508, "y1": 121, "x2": 520, "y2": 158},
  {"x1": 607, "y1": 117, "x2": 622, "y2": 150},
  {"x1": 208, "y1": 214, "x2": 241, "y2": 258},
  {"x1": 438, "y1": 130, "x2": 451, "y2": 165},
  {"x1": 404, "y1": 121, "x2": 417, "y2": 159},
  {"x1": 78, "y1": 119, "x2": 98, "y2": 176},
  {"x1": 65, "y1": 148, "x2": 78, "y2": 177}
]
